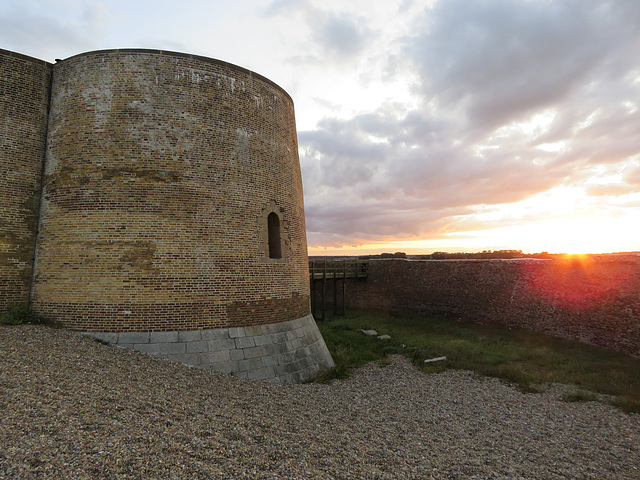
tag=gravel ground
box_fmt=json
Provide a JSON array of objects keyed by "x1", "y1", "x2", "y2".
[{"x1": 1, "y1": 325, "x2": 639, "y2": 479}]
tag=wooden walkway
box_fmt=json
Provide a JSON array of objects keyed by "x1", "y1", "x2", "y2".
[{"x1": 309, "y1": 259, "x2": 368, "y2": 320}]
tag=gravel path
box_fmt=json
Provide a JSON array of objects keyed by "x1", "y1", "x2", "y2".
[{"x1": 1, "y1": 325, "x2": 639, "y2": 479}]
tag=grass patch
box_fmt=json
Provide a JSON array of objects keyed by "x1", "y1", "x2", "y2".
[
  {"x1": 316, "y1": 309, "x2": 640, "y2": 414},
  {"x1": 0, "y1": 303, "x2": 49, "y2": 326},
  {"x1": 312, "y1": 321, "x2": 405, "y2": 382}
]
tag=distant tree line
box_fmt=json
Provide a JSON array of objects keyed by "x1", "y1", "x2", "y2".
[
  {"x1": 357, "y1": 252, "x2": 408, "y2": 260},
  {"x1": 357, "y1": 250, "x2": 555, "y2": 260},
  {"x1": 416, "y1": 250, "x2": 556, "y2": 260},
  {"x1": 311, "y1": 250, "x2": 637, "y2": 262}
]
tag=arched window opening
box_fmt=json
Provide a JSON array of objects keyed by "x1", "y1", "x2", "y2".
[{"x1": 268, "y1": 212, "x2": 282, "y2": 259}]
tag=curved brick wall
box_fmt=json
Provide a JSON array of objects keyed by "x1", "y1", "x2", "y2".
[
  {"x1": 0, "y1": 50, "x2": 51, "y2": 310},
  {"x1": 31, "y1": 49, "x2": 311, "y2": 332}
]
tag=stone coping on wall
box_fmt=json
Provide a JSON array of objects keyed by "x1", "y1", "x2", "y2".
[
  {"x1": 0, "y1": 48, "x2": 52, "y2": 66},
  {"x1": 1, "y1": 47, "x2": 293, "y2": 103},
  {"x1": 57, "y1": 48, "x2": 293, "y2": 103},
  {"x1": 84, "y1": 314, "x2": 334, "y2": 383}
]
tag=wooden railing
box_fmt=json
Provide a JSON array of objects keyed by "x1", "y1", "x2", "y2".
[
  {"x1": 308, "y1": 259, "x2": 368, "y2": 280},
  {"x1": 309, "y1": 259, "x2": 368, "y2": 319}
]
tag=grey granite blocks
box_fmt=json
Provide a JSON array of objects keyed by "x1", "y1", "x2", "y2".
[{"x1": 83, "y1": 314, "x2": 334, "y2": 383}]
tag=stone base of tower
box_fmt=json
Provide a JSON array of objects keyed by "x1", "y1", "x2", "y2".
[{"x1": 84, "y1": 315, "x2": 334, "y2": 383}]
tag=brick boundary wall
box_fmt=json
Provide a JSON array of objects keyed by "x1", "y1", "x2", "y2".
[{"x1": 330, "y1": 257, "x2": 640, "y2": 356}]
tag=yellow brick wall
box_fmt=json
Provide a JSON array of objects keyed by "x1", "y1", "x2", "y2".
[
  {"x1": 30, "y1": 49, "x2": 310, "y2": 332},
  {"x1": 0, "y1": 50, "x2": 51, "y2": 310}
]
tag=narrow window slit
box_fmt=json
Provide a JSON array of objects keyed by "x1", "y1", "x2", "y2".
[{"x1": 268, "y1": 212, "x2": 282, "y2": 259}]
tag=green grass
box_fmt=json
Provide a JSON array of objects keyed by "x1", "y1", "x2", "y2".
[
  {"x1": 0, "y1": 303, "x2": 49, "y2": 326},
  {"x1": 315, "y1": 309, "x2": 640, "y2": 414}
]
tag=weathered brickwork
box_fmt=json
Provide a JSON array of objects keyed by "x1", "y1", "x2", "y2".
[
  {"x1": 1, "y1": 48, "x2": 331, "y2": 381},
  {"x1": 340, "y1": 258, "x2": 640, "y2": 356},
  {"x1": 23, "y1": 49, "x2": 311, "y2": 332},
  {"x1": 226, "y1": 294, "x2": 310, "y2": 327},
  {"x1": 0, "y1": 50, "x2": 52, "y2": 310}
]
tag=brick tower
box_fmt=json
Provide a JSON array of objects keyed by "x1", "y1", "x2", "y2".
[{"x1": 1, "y1": 48, "x2": 333, "y2": 382}]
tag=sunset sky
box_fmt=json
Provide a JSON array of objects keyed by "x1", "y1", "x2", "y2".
[{"x1": 2, "y1": 0, "x2": 640, "y2": 255}]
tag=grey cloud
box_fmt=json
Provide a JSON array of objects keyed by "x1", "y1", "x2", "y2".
[
  {"x1": 300, "y1": 121, "x2": 390, "y2": 191},
  {"x1": 0, "y1": 3, "x2": 95, "y2": 61},
  {"x1": 263, "y1": 0, "x2": 303, "y2": 16},
  {"x1": 265, "y1": 0, "x2": 374, "y2": 62},
  {"x1": 394, "y1": 111, "x2": 451, "y2": 147},
  {"x1": 312, "y1": 14, "x2": 371, "y2": 58},
  {"x1": 300, "y1": 2, "x2": 640, "y2": 247},
  {"x1": 538, "y1": 98, "x2": 640, "y2": 170},
  {"x1": 299, "y1": 104, "x2": 573, "y2": 246},
  {"x1": 305, "y1": 195, "x2": 469, "y2": 247},
  {"x1": 403, "y1": 0, "x2": 640, "y2": 131},
  {"x1": 312, "y1": 97, "x2": 344, "y2": 112},
  {"x1": 389, "y1": 147, "x2": 567, "y2": 208}
]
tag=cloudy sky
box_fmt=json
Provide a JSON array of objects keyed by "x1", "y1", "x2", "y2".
[{"x1": 2, "y1": 0, "x2": 640, "y2": 254}]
